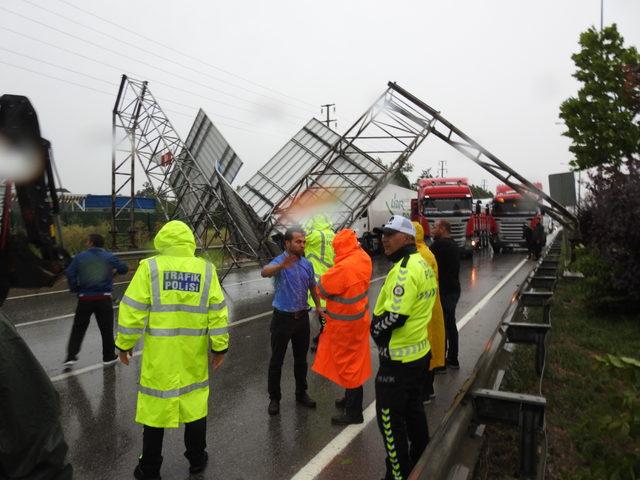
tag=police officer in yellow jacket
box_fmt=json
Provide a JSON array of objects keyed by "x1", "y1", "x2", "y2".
[
  {"x1": 304, "y1": 214, "x2": 335, "y2": 351},
  {"x1": 371, "y1": 215, "x2": 437, "y2": 480},
  {"x1": 115, "y1": 220, "x2": 228, "y2": 480}
]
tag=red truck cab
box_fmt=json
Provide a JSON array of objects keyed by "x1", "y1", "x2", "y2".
[
  {"x1": 411, "y1": 177, "x2": 474, "y2": 256},
  {"x1": 490, "y1": 183, "x2": 542, "y2": 253}
]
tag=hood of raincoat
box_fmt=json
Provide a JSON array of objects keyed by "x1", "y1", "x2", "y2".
[
  {"x1": 333, "y1": 229, "x2": 360, "y2": 263},
  {"x1": 154, "y1": 220, "x2": 196, "y2": 257},
  {"x1": 305, "y1": 213, "x2": 334, "y2": 233},
  {"x1": 412, "y1": 221, "x2": 426, "y2": 245}
]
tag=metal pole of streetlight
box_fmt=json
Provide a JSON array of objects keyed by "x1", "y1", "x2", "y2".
[{"x1": 600, "y1": 0, "x2": 604, "y2": 31}]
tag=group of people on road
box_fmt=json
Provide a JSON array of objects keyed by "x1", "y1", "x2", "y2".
[
  {"x1": 59, "y1": 212, "x2": 461, "y2": 480},
  {"x1": 261, "y1": 213, "x2": 461, "y2": 480}
]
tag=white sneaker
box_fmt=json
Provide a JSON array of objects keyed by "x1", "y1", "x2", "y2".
[
  {"x1": 63, "y1": 356, "x2": 78, "y2": 367},
  {"x1": 103, "y1": 356, "x2": 118, "y2": 366}
]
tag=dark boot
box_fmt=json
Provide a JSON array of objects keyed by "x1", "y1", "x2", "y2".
[
  {"x1": 133, "y1": 457, "x2": 162, "y2": 480},
  {"x1": 331, "y1": 413, "x2": 364, "y2": 425}
]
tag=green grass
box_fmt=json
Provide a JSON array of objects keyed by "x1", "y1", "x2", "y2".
[{"x1": 475, "y1": 276, "x2": 640, "y2": 479}]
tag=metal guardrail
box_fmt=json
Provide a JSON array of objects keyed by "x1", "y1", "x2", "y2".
[{"x1": 410, "y1": 231, "x2": 564, "y2": 480}]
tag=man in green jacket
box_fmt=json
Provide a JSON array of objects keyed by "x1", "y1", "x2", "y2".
[
  {"x1": 304, "y1": 214, "x2": 335, "y2": 351},
  {"x1": 371, "y1": 215, "x2": 437, "y2": 480},
  {"x1": 115, "y1": 221, "x2": 229, "y2": 480}
]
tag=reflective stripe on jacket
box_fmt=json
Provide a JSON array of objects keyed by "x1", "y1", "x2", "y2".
[
  {"x1": 304, "y1": 214, "x2": 335, "y2": 308},
  {"x1": 312, "y1": 229, "x2": 372, "y2": 389},
  {"x1": 115, "y1": 220, "x2": 229, "y2": 428},
  {"x1": 373, "y1": 252, "x2": 437, "y2": 363}
]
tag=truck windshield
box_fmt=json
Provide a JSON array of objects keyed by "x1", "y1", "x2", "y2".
[
  {"x1": 423, "y1": 198, "x2": 473, "y2": 216},
  {"x1": 492, "y1": 198, "x2": 538, "y2": 216}
]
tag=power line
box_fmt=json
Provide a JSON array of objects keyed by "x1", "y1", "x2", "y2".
[
  {"x1": 0, "y1": 25, "x2": 303, "y2": 128},
  {"x1": 19, "y1": 0, "x2": 315, "y2": 116},
  {"x1": 0, "y1": 60, "x2": 290, "y2": 139},
  {"x1": 320, "y1": 103, "x2": 337, "y2": 129},
  {"x1": 53, "y1": 0, "x2": 317, "y2": 110},
  {"x1": 2, "y1": 4, "x2": 309, "y2": 123},
  {"x1": 0, "y1": 46, "x2": 285, "y2": 132}
]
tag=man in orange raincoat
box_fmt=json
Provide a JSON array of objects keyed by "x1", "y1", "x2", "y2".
[{"x1": 312, "y1": 229, "x2": 372, "y2": 425}]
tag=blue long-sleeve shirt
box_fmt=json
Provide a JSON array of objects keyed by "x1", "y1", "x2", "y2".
[{"x1": 65, "y1": 247, "x2": 128, "y2": 296}]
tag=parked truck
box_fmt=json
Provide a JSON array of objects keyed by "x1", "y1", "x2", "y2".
[
  {"x1": 410, "y1": 177, "x2": 475, "y2": 256},
  {"x1": 490, "y1": 183, "x2": 542, "y2": 254},
  {"x1": 352, "y1": 183, "x2": 415, "y2": 255}
]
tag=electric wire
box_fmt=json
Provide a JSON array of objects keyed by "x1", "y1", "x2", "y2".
[
  {"x1": 0, "y1": 26, "x2": 270, "y2": 123},
  {"x1": 1, "y1": 4, "x2": 309, "y2": 123},
  {"x1": 17, "y1": 0, "x2": 315, "y2": 116},
  {"x1": 0, "y1": 45, "x2": 290, "y2": 133},
  {"x1": 53, "y1": 0, "x2": 317, "y2": 110},
  {"x1": 0, "y1": 59, "x2": 289, "y2": 139}
]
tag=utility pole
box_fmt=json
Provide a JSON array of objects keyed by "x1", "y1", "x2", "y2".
[
  {"x1": 600, "y1": 0, "x2": 604, "y2": 31},
  {"x1": 481, "y1": 179, "x2": 488, "y2": 192},
  {"x1": 320, "y1": 104, "x2": 337, "y2": 130},
  {"x1": 438, "y1": 160, "x2": 447, "y2": 178}
]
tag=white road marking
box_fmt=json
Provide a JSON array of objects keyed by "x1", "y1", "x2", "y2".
[
  {"x1": 47, "y1": 275, "x2": 390, "y2": 382},
  {"x1": 456, "y1": 258, "x2": 527, "y2": 330},
  {"x1": 290, "y1": 402, "x2": 378, "y2": 480},
  {"x1": 288, "y1": 258, "x2": 528, "y2": 480}
]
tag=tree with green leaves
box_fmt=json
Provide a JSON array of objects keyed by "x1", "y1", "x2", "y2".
[
  {"x1": 469, "y1": 184, "x2": 493, "y2": 198},
  {"x1": 559, "y1": 24, "x2": 639, "y2": 175},
  {"x1": 389, "y1": 161, "x2": 414, "y2": 189}
]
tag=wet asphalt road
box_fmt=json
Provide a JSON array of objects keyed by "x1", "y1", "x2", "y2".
[{"x1": 1, "y1": 250, "x2": 533, "y2": 480}]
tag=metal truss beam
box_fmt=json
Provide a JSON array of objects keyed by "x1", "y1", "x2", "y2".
[
  {"x1": 387, "y1": 82, "x2": 578, "y2": 230},
  {"x1": 111, "y1": 75, "x2": 270, "y2": 277}
]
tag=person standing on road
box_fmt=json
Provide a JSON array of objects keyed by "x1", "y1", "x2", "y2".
[
  {"x1": 262, "y1": 227, "x2": 323, "y2": 416},
  {"x1": 115, "y1": 220, "x2": 229, "y2": 480},
  {"x1": 312, "y1": 228, "x2": 372, "y2": 425},
  {"x1": 430, "y1": 219, "x2": 461, "y2": 370},
  {"x1": 412, "y1": 221, "x2": 445, "y2": 403},
  {"x1": 303, "y1": 214, "x2": 335, "y2": 352},
  {"x1": 371, "y1": 215, "x2": 437, "y2": 480},
  {"x1": 64, "y1": 233, "x2": 128, "y2": 368}
]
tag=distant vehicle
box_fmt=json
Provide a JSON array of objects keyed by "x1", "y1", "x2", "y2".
[
  {"x1": 352, "y1": 184, "x2": 415, "y2": 255},
  {"x1": 490, "y1": 183, "x2": 542, "y2": 253},
  {"x1": 411, "y1": 177, "x2": 474, "y2": 256}
]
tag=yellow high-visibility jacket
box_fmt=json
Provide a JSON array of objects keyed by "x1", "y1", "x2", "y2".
[
  {"x1": 115, "y1": 220, "x2": 228, "y2": 428},
  {"x1": 304, "y1": 214, "x2": 335, "y2": 308}
]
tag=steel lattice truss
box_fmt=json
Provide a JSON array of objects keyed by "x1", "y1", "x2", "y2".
[
  {"x1": 384, "y1": 83, "x2": 577, "y2": 228},
  {"x1": 264, "y1": 82, "x2": 577, "y2": 239},
  {"x1": 264, "y1": 86, "x2": 436, "y2": 236},
  {"x1": 111, "y1": 75, "x2": 272, "y2": 274}
]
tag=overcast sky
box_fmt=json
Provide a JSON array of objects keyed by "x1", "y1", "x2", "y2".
[{"x1": 1, "y1": 0, "x2": 638, "y2": 196}]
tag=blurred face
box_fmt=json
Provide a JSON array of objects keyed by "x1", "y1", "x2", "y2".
[
  {"x1": 433, "y1": 221, "x2": 448, "y2": 239},
  {"x1": 285, "y1": 232, "x2": 306, "y2": 256},
  {"x1": 382, "y1": 230, "x2": 412, "y2": 256}
]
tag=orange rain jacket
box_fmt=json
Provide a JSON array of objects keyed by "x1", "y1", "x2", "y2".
[
  {"x1": 312, "y1": 229, "x2": 372, "y2": 389},
  {"x1": 413, "y1": 221, "x2": 446, "y2": 371}
]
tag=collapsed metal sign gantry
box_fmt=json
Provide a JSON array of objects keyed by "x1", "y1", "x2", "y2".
[
  {"x1": 260, "y1": 82, "x2": 577, "y2": 238},
  {"x1": 111, "y1": 75, "x2": 276, "y2": 276}
]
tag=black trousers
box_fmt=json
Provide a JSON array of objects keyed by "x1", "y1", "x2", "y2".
[
  {"x1": 345, "y1": 386, "x2": 364, "y2": 418},
  {"x1": 375, "y1": 355, "x2": 430, "y2": 480},
  {"x1": 268, "y1": 309, "x2": 310, "y2": 400},
  {"x1": 440, "y1": 291, "x2": 461, "y2": 363},
  {"x1": 139, "y1": 417, "x2": 207, "y2": 477},
  {"x1": 66, "y1": 299, "x2": 115, "y2": 362}
]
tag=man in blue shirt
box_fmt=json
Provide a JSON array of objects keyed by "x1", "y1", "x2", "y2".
[
  {"x1": 64, "y1": 233, "x2": 128, "y2": 368},
  {"x1": 261, "y1": 227, "x2": 323, "y2": 416}
]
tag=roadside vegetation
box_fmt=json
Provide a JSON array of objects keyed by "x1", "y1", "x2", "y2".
[{"x1": 475, "y1": 24, "x2": 640, "y2": 479}]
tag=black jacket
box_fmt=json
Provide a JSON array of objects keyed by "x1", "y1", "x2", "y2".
[
  {"x1": 430, "y1": 236, "x2": 461, "y2": 294},
  {"x1": 0, "y1": 313, "x2": 72, "y2": 479}
]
